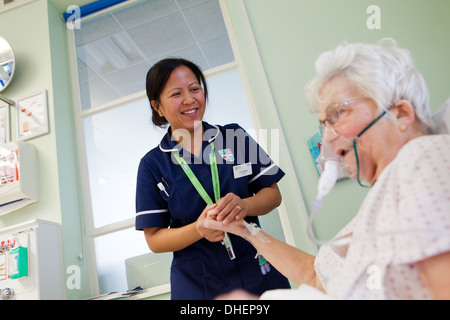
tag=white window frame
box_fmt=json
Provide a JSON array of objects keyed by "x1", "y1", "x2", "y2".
[{"x1": 66, "y1": 0, "x2": 303, "y2": 298}]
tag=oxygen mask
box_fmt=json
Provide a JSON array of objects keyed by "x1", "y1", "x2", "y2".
[
  {"x1": 312, "y1": 141, "x2": 346, "y2": 211},
  {"x1": 308, "y1": 107, "x2": 391, "y2": 247},
  {"x1": 308, "y1": 141, "x2": 346, "y2": 247}
]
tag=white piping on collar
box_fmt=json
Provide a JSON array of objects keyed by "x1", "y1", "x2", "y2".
[
  {"x1": 159, "y1": 124, "x2": 220, "y2": 152},
  {"x1": 208, "y1": 124, "x2": 220, "y2": 143},
  {"x1": 159, "y1": 144, "x2": 178, "y2": 153}
]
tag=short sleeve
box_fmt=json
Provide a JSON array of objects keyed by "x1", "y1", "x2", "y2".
[
  {"x1": 233, "y1": 124, "x2": 285, "y2": 194},
  {"x1": 394, "y1": 135, "x2": 450, "y2": 264},
  {"x1": 135, "y1": 155, "x2": 170, "y2": 230}
]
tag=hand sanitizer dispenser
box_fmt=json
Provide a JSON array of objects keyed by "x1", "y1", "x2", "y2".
[{"x1": 8, "y1": 246, "x2": 28, "y2": 279}]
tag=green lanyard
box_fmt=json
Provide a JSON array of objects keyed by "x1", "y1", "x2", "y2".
[
  {"x1": 172, "y1": 141, "x2": 235, "y2": 260},
  {"x1": 172, "y1": 142, "x2": 220, "y2": 205}
]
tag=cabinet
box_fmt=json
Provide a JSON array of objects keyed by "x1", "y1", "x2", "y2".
[{"x1": 0, "y1": 219, "x2": 64, "y2": 299}]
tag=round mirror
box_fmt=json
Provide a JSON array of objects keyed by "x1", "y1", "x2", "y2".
[{"x1": 0, "y1": 36, "x2": 15, "y2": 92}]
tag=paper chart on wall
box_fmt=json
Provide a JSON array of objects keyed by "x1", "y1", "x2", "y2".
[{"x1": 16, "y1": 90, "x2": 48, "y2": 141}]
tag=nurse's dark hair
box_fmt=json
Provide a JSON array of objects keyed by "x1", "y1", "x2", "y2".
[{"x1": 146, "y1": 58, "x2": 208, "y2": 127}]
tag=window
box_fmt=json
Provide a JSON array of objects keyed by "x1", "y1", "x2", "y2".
[
  {"x1": 75, "y1": 0, "x2": 233, "y2": 110},
  {"x1": 69, "y1": 0, "x2": 286, "y2": 296}
]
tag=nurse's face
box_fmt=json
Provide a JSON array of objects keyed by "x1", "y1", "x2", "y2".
[
  {"x1": 155, "y1": 65, "x2": 206, "y2": 134},
  {"x1": 318, "y1": 77, "x2": 395, "y2": 185}
]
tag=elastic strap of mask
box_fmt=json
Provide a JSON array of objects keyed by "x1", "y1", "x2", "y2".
[
  {"x1": 354, "y1": 110, "x2": 388, "y2": 188},
  {"x1": 356, "y1": 110, "x2": 388, "y2": 139}
]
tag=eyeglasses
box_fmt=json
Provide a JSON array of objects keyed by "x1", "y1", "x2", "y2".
[{"x1": 319, "y1": 97, "x2": 370, "y2": 134}]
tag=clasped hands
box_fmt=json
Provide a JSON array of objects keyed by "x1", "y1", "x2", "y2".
[{"x1": 196, "y1": 192, "x2": 246, "y2": 242}]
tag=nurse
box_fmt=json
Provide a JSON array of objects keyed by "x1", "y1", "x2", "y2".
[{"x1": 135, "y1": 58, "x2": 290, "y2": 299}]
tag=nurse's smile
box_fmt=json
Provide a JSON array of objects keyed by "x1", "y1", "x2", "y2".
[{"x1": 181, "y1": 108, "x2": 199, "y2": 116}]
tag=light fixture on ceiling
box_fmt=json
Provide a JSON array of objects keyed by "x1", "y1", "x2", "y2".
[{"x1": 78, "y1": 37, "x2": 130, "y2": 74}]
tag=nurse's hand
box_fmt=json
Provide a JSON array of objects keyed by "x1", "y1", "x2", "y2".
[
  {"x1": 208, "y1": 193, "x2": 246, "y2": 225},
  {"x1": 199, "y1": 212, "x2": 248, "y2": 239},
  {"x1": 196, "y1": 204, "x2": 225, "y2": 242}
]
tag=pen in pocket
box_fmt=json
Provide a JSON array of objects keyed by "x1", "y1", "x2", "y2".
[
  {"x1": 157, "y1": 182, "x2": 169, "y2": 197},
  {"x1": 161, "y1": 176, "x2": 169, "y2": 188}
]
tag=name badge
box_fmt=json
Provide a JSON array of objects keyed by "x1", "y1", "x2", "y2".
[{"x1": 233, "y1": 162, "x2": 252, "y2": 179}]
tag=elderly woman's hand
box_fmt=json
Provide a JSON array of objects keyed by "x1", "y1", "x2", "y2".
[{"x1": 198, "y1": 207, "x2": 248, "y2": 239}]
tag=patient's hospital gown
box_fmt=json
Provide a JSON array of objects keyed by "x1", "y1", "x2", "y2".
[{"x1": 314, "y1": 134, "x2": 450, "y2": 299}]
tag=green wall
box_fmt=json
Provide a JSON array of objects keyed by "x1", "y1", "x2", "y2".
[
  {"x1": 0, "y1": 1, "x2": 59, "y2": 225},
  {"x1": 0, "y1": 0, "x2": 90, "y2": 299},
  {"x1": 227, "y1": 0, "x2": 450, "y2": 245}
]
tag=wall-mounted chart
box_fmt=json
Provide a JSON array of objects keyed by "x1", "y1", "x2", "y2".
[{"x1": 16, "y1": 90, "x2": 48, "y2": 141}]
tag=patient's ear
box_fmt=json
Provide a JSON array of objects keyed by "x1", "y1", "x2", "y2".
[{"x1": 391, "y1": 100, "x2": 415, "y2": 132}]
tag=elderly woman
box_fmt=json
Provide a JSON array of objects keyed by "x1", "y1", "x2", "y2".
[{"x1": 198, "y1": 39, "x2": 450, "y2": 299}]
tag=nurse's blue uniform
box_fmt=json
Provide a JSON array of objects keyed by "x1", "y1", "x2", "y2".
[{"x1": 136, "y1": 122, "x2": 290, "y2": 299}]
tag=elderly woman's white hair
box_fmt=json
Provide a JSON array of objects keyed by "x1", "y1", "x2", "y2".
[{"x1": 305, "y1": 38, "x2": 435, "y2": 133}]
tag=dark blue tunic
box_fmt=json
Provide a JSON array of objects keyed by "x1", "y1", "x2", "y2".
[{"x1": 136, "y1": 122, "x2": 290, "y2": 299}]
